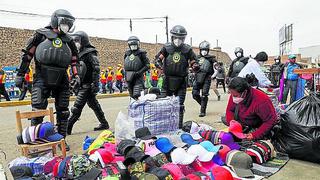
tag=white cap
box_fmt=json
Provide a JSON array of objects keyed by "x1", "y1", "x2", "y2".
[
  {"x1": 171, "y1": 148, "x2": 197, "y2": 165},
  {"x1": 187, "y1": 144, "x2": 215, "y2": 162}
]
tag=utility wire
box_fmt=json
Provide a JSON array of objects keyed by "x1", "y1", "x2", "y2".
[{"x1": 0, "y1": 9, "x2": 166, "y2": 21}]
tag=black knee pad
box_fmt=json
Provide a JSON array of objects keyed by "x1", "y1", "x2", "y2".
[{"x1": 71, "y1": 107, "x2": 80, "y2": 115}]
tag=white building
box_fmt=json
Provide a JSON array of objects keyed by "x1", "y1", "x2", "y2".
[{"x1": 299, "y1": 45, "x2": 320, "y2": 63}]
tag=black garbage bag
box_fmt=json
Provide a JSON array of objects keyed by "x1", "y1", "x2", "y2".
[{"x1": 272, "y1": 93, "x2": 320, "y2": 163}]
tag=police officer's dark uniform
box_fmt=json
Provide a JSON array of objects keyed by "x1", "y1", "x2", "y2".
[
  {"x1": 192, "y1": 41, "x2": 216, "y2": 117},
  {"x1": 227, "y1": 47, "x2": 249, "y2": 81},
  {"x1": 67, "y1": 31, "x2": 109, "y2": 135},
  {"x1": 15, "y1": 9, "x2": 80, "y2": 145},
  {"x1": 124, "y1": 36, "x2": 150, "y2": 99},
  {"x1": 155, "y1": 25, "x2": 198, "y2": 128},
  {"x1": 270, "y1": 56, "x2": 284, "y2": 87}
]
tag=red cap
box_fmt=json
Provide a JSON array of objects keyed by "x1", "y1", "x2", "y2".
[
  {"x1": 162, "y1": 163, "x2": 185, "y2": 180},
  {"x1": 228, "y1": 120, "x2": 246, "y2": 139},
  {"x1": 190, "y1": 159, "x2": 208, "y2": 173},
  {"x1": 210, "y1": 166, "x2": 234, "y2": 180},
  {"x1": 185, "y1": 174, "x2": 201, "y2": 180},
  {"x1": 52, "y1": 161, "x2": 60, "y2": 177},
  {"x1": 218, "y1": 144, "x2": 231, "y2": 163},
  {"x1": 96, "y1": 149, "x2": 115, "y2": 167}
]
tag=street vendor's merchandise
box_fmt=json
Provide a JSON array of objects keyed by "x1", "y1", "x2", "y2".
[
  {"x1": 135, "y1": 127, "x2": 157, "y2": 140},
  {"x1": 218, "y1": 145, "x2": 231, "y2": 163},
  {"x1": 209, "y1": 166, "x2": 234, "y2": 180},
  {"x1": 182, "y1": 121, "x2": 200, "y2": 134},
  {"x1": 68, "y1": 155, "x2": 102, "y2": 179},
  {"x1": 170, "y1": 148, "x2": 197, "y2": 165},
  {"x1": 138, "y1": 139, "x2": 161, "y2": 157},
  {"x1": 226, "y1": 150, "x2": 254, "y2": 178},
  {"x1": 187, "y1": 144, "x2": 215, "y2": 162},
  {"x1": 155, "y1": 137, "x2": 175, "y2": 153},
  {"x1": 181, "y1": 133, "x2": 200, "y2": 145},
  {"x1": 124, "y1": 147, "x2": 150, "y2": 166},
  {"x1": 162, "y1": 163, "x2": 185, "y2": 180},
  {"x1": 228, "y1": 120, "x2": 246, "y2": 139},
  {"x1": 38, "y1": 122, "x2": 64, "y2": 142},
  {"x1": 149, "y1": 167, "x2": 173, "y2": 180},
  {"x1": 152, "y1": 153, "x2": 170, "y2": 167},
  {"x1": 89, "y1": 149, "x2": 115, "y2": 168},
  {"x1": 117, "y1": 139, "x2": 136, "y2": 156},
  {"x1": 10, "y1": 165, "x2": 33, "y2": 179}
]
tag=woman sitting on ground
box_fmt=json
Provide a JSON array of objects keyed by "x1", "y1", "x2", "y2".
[{"x1": 225, "y1": 77, "x2": 277, "y2": 140}]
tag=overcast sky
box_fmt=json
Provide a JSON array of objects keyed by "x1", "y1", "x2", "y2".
[{"x1": 0, "y1": 0, "x2": 319, "y2": 59}]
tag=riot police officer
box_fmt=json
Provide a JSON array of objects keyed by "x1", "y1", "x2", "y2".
[
  {"x1": 67, "y1": 31, "x2": 109, "y2": 135},
  {"x1": 192, "y1": 41, "x2": 216, "y2": 117},
  {"x1": 270, "y1": 56, "x2": 284, "y2": 87},
  {"x1": 124, "y1": 36, "x2": 150, "y2": 99},
  {"x1": 15, "y1": 9, "x2": 80, "y2": 147},
  {"x1": 155, "y1": 25, "x2": 198, "y2": 128},
  {"x1": 227, "y1": 47, "x2": 249, "y2": 82}
]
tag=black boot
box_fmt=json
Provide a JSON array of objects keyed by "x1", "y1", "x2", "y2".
[
  {"x1": 67, "y1": 107, "x2": 81, "y2": 135},
  {"x1": 199, "y1": 96, "x2": 208, "y2": 117},
  {"x1": 179, "y1": 105, "x2": 185, "y2": 129},
  {"x1": 67, "y1": 115, "x2": 78, "y2": 135},
  {"x1": 91, "y1": 103, "x2": 110, "y2": 131},
  {"x1": 193, "y1": 95, "x2": 201, "y2": 105},
  {"x1": 94, "y1": 123, "x2": 109, "y2": 131},
  {"x1": 57, "y1": 111, "x2": 70, "y2": 151}
]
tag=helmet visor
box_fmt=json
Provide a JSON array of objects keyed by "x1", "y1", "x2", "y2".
[
  {"x1": 58, "y1": 17, "x2": 74, "y2": 31},
  {"x1": 172, "y1": 36, "x2": 185, "y2": 47}
]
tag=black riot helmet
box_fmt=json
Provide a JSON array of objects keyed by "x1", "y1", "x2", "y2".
[
  {"x1": 71, "y1": 31, "x2": 90, "y2": 47},
  {"x1": 127, "y1": 36, "x2": 140, "y2": 51},
  {"x1": 274, "y1": 56, "x2": 281, "y2": 63},
  {"x1": 234, "y1": 47, "x2": 244, "y2": 58},
  {"x1": 50, "y1": 9, "x2": 75, "y2": 33},
  {"x1": 199, "y1": 40, "x2": 210, "y2": 56},
  {"x1": 170, "y1": 25, "x2": 187, "y2": 47}
]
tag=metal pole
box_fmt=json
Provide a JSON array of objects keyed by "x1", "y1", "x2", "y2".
[
  {"x1": 190, "y1": 37, "x2": 192, "y2": 46},
  {"x1": 156, "y1": 34, "x2": 158, "y2": 44},
  {"x1": 165, "y1": 16, "x2": 169, "y2": 43}
]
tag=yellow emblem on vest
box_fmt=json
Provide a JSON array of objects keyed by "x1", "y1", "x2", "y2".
[
  {"x1": 199, "y1": 57, "x2": 205, "y2": 65},
  {"x1": 173, "y1": 52, "x2": 181, "y2": 63},
  {"x1": 129, "y1": 54, "x2": 135, "y2": 61},
  {"x1": 52, "y1": 38, "x2": 62, "y2": 48}
]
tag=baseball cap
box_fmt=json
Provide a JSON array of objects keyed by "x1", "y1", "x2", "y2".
[
  {"x1": 124, "y1": 147, "x2": 150, "y2": 166},
  {"x1": 181, "y1": 134, "x2": 199, "y2": 146},
  {"x1": 259, "y1": 140, "x2": 277, "y2": 159},
  {"x1": 177, "y1": 164, "x2": 195, "y2": 176},
  {"x1": 187, "y1": 144, "x2": 215, "y2": 162},
  {"x1": 10, "y1": 166, "x2": 33, "y2": 179},
  {"x1": 190, "y1": 160, "x2": 208, "y2": 174},
  {"x1": 43, "y1": 157, "x2": 63, "y2": 174},
  {"x1": 22, "y1": 127, "x2": 29, "y2": 144},
  {"x1": 155, "y1": 137, "x2": 175, "y2": 153},
  {"x1": 103, "y1": 143, "x2": 125, "y2": 163},
  {"x1": 162, "y1": 163, "x2": 185, "y2": 180},
  {"x1": 245, "y1": 145, "x2": 265, "y2": 164},
  {"x1": 83, "y1": 136, "x2": 95, "y2": 151},
  {"x1": 38, "y1": 122, "x2": 64, "y2": 142},
  {"x1": 135, "y1": 127, "x2": 157, "y2": 140},
  {"x1": 228, "y1": 120, "x2": 246, "y2": 139},
  {"x1": 128, "y1": 161, "x2": 146, "y2": 177},
  {"x1": 138, "y1": 139, "x2": 161, "y2": 157},
  {"x1": 218, "y1": 144, "x2": 231, "y2": 163},
  {"x1": 149, "y1": 167, "x2": 173, "y2": 180},
  {"x1": 89, "y1": 148, "x2": 115, "y2": 168},
  {"x1": 68, "y1": 155, "x2": 102, "y2": 180},
  {"x1": 138, "y1": 173, "x2": 159, "y2": 180},
  {"x1": 199, "y1": 141, "x2": 221, "y2": 155},
  {"x1": 29, "y1": 126, "x2": 36, "y2": 142},
  {"x1": 209, "y1": 166, "x2": 234, "y2": 180},
  {"x1": 152, "y1": 153, "x2": 170, "y2": 167},
  {"x1": 170, "y1": 147, "x2": 197, "y2": 165},
  {"x1": 214, "y1": 131, "x2": 240, "y2": 150},
  {"x1": 226, "y1": 150, "x2": 254, "y2": 178},
  {"x1": 116, "y1": 139, "x2": 136, "y2": 155},
  {"x1": 182, "y1": 121, "x2": 200, "y2": 134},
  {"x1": 167, "y1": 133, "x2": 187, "y2": 148}
]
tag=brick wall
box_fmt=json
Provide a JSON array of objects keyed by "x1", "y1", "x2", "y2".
[{"x1": 0, "y1": 27, "x2": 231, "y2": 70}]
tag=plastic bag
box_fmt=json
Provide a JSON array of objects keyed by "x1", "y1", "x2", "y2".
[
  {"x1": 272, "y1": 93, "x2": 320, "y2": 163},
  {"x1": 114, "y1": 111, "x2": 135, "y2": 143}
]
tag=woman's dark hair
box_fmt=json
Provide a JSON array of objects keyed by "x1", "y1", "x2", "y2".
[{"x1": 228, "y1": 77, "x2": 250, "y2": 93}]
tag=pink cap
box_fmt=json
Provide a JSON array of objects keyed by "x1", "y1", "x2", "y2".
[
  {"x1": 228, "y1": 120, "x2": 246, "y2": 139},
  {"x1": 162, "y1": 163, "x2": 185, "y2": 180},
  {"x1": 138, "y1": 139, "x2": 161, "y2": 157}
]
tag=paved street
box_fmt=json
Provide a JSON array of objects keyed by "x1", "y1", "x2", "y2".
[{"x1": 0, "y1": 91, "x2": 319, "y2": 179}]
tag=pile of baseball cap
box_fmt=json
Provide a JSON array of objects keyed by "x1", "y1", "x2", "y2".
[
  {"x1": 17, "y1": 122, "x2": 64, "y2": 145},
  {"x1": 10, "y1": 120, "x2": 278, "y2": 179}
]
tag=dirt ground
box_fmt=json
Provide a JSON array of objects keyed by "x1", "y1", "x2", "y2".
[{"x1": 0, "y1": 90, "x2": 319, "y2": 179}]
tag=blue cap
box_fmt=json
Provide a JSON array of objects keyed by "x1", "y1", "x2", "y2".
[
  {"x1": 155, "y1": 137, "x2": 175, "y2": 153},
  {"x1": 199, "y1": 141, "x2": 221, "y2": 154},
  {"x1": 39, "y1": 122, "x2": 63, "y2": 142},
  {"x1": 181, "y1": 133, "x2": 199, "y2": 146},
  {"x1": 212, "y1": 154, "x2": 225, "y2": 166},
  {"x1": 288, "y1": 54, "x2": 296, "y2": 59},
  {"x1": 83, "y1": 136, "x2": 95, "y2": 151}
]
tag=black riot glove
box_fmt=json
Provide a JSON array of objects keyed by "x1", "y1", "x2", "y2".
[
  {"x1": 91, "y1": 82, "x2": 100, "y2": 94},
  {"x1": 15, "y1": 75, "x2": 25, "y2": 88},
  {"x1": 192, "y1": 63, "x2": 200, "y2": 73}
]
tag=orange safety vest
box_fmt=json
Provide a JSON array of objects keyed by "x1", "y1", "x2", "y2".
[
  {"x1": 116, "y1": 68, "x2": 123, "y2": 80},
  {"x1": 100, "y1": 71, "x2": 107, "y2": 83},
  {"x1": 107, "y1": 71, "x2": 113, "y2": 82},
  {"x1": 151, "y1": 69, "x2": 158, "y2": 81}
]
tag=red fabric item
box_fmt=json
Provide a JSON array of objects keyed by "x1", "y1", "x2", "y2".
[
  {"x1": 218, "y1": 145, "x2": 231, "y2": 163},
  {"x1": 228, "y1": 120, "x2": 246, "y2": 139},
  {"x1": 210, "y1": 166, "x2": 234, "y2": 180},
  {"x1": 226, "y1": 88, "x2": 277, "y2": 139}
]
